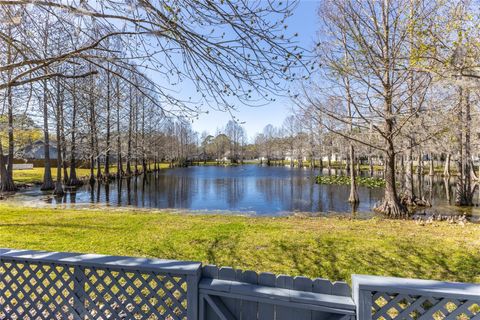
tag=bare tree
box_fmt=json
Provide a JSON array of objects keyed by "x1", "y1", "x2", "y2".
[{"x1": 300, "y1": 0, "x2": 436, "y2": 218}]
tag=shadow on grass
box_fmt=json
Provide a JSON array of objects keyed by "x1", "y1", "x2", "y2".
[
  {"x1": 268, "y1": 238, "x2": 480, "y2": 282},
  {"x1": 205, "y1": 233, "x2": 241, "y2": 266},
  {"x1": 0, "y1": 222, "x2": 116, "y2": 230}
]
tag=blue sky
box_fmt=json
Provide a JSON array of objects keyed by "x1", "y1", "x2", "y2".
[{"x1": 190, "y1": 1, "x2": 320, "y2": 140}]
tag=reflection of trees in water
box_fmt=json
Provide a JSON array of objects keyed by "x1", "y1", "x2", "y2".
[
  {"x1": 254, "y1": 175, "x2": 322, "y2": 212},
  {"x1": 117, "y1": 179, "x2": 123, "y2": 206},
  {"x1": 255, "y1": 177, "x2": 287, "y2": 205},
  {"x1": 53, "y1": 193, "x2": 67, "y2": 205},
  {"x1": 412, "y1": 174, "x2": 457, "y2": 206},
  {"x1": 70, "y1": 191, "x2": 76, "y2": 204},
  {"x1": 96, "y1": 182, "x2": 101, "y2": 203},
  {"x1": 146, "y1": 174, "x2": 196, "y2": 208},
  {"x1": 126, "y1": 178, "x2": 131, "y2": 205},
  {"x1": 417, "y1": 171, "x2": 423, "y2": 200},
  {"x1": 201, "y1": 178, "x2": 210, "y2": 201},
  {"x1": 210, "y1": 177, "x2": 246, "y2": 209},
  {"x1": 133, "y1": 177, "x2": 138, "y2": 206},
  {"x1": 141, "y1": 177, "x2": 147, "y2": 207},
  {"x1": 104, "y1": 183, "x2": 110, "y2": 204},
  {"x1": 225, "y1": 178, "x2": 245, "y2": 208},
  {"x1": 89, "y1": 182, "x2": 95, "y2": 204},
  {"x1": 428, "y1": 175, "x2": 433, "y2": 205},
  {"x1": 444, "y1": 177, "x2": 451, "y2": 204},
  {"x1": 57, "y1": 167, "x2": 478, "y2": 214}
]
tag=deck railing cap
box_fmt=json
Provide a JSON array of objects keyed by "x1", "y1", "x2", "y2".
[
  {"x1": 352, "y1": 274, "x2": 480, "y2": 301},
  {"x1": 0, "y1": 248, "x2": 202, "y2": 275}
]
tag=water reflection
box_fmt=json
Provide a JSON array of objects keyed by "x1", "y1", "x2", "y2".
[
  {"x1": 9, "y1": 165, "x2": 480, "y2": 217},
  {"x1": 444, "y1": 177, "x2": 451, "y2": 203},
  {"x1": 105, "y1": 183, "x2": 110, "y2": 204}
]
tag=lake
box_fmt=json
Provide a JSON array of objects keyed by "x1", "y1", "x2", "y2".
[{"x1": 10, "y1": 165, "x2": 480, "y2": 217}]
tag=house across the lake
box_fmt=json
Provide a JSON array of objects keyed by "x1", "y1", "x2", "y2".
[{"x1": 16, "y1": 140, "x2": 58, "y2": 160}]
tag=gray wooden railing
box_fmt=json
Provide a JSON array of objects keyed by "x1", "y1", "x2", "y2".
[
  {"x1": 352, "y1": 274, "x2": 480, "y2": 320},
  {"x1": 0, "y1": 248, "x2": 201, "y2": 320},
  {"x1": 1, "y1": 248, "x2": 480, "y2": 320},
  {"x1": 199, "y1": 265, "x2": 355, "y2": 320}
]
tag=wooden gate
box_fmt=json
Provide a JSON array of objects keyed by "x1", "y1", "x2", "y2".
[{"x1": 199, "y1": 265, "x2": 356, "y2": 320}]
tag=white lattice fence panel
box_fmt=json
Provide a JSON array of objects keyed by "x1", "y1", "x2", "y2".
[
  {"x1": 370, "y1": 291, "x2": 480, "y2": 320},
  {"x1": 0, "y1": 259, "x2": 189, "y2": 320}
]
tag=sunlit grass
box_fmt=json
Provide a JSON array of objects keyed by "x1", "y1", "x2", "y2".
[
  {"x1": 0, "y1": 203, "x2": 478, "y2": 283},
  {"x1": 12, "y1": 163, "x2": 170, "y2": 184}
]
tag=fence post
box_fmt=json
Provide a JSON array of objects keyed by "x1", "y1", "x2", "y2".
[
  {"x1": 352, "y1": 275, "x2": 372, "y2": 320},
  {"x1": 187, "y1": 264, "x2": 202, "y2": 320},
  {"x1": 355, "y1": 289, "x2": 372, "y2": 320}
]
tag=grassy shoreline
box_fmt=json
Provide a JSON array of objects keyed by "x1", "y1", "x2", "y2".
[
  {"x1": 0, "y1": 203, "x2": 478, "y2": 283},
  {"x1": 12, "y1": 164, "x2": 170, "y2": 184}
]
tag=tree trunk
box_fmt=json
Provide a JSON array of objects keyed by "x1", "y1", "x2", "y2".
[
  {"x1": 348, "y1": 144, "x2": 359, "y2": 203},
  {"x1": 60, "y1": 97, "x2": 68, "y2": 185},
  {"x1": 402, "y1": 6, "x2": 416, "y2": 205},
  {"x1": 4, "y1": 25, "x2": 16, "y2": 191},
  {"x1": 41, "y1": 80, "x2": 54, "y2": 191},
  {"x1": 116, "y1": 79, "x2": 124, "y2": 178},
  {"x1": 369, "y1": 155, "x2": 374, "y2": 176},
  {"x1": 92, "y1": 81, "x2": 101, "y2": 181},
  {"x1": 95, "y1": 128, "x2": 102, "y2": 180},
  {"x1": 67, "y1": 79, "x2": 81, "y2": 187},
  {"x1": 89, "y1": 81, "x2": 96, "y2": 184},
  {"x1": 126, "y1": 85, "x2": 133, "y2": 176},
  {"x1": 3, "y1": 85, "x2": 16, "y2": 191},
  {"x1": 416, "y1": 152, "x2": 423, "y2": 175},
  {"x1": 53, "y1": 78, "x2": 64, "y2": 196},
  {"x1": 404, "y1": 147, "x2": 415, "y2": 200},
  {"x1": 6, "y1": 76, "x2": 15, "y2": 188},
  {"x1": 429, "y1": 154, "x2": 434, "y2": 176},
  {"x1": 469, "y1": 159, "x2": 478, "y2": 181},
  {"x1": 416, "y1": 161, "x2": 423, "y2": 200},
  {"x1": 375, "y1": 143, "x2": 407, "y2": 218},
  {"x1": 0, "y1": 141, "x2": 14, "y2": 192},
  {"x1": 134, "y1": 100, "x2": 139, "y2": 175},
  {"x1": 478, "y1": 160, "x2": 480, "y2": 182},
  {"x1": 104, "y1": 67, "x2": 111, "y2": 179},
  {"x1": 456, "y1": 87, "x2": 473, "y2": 206},
  {"x1": 141, "y1": 98, "x2": 147, "y2": 174},
  {"x1": 343, "y1": 55, "x2": 358, "y2": 204},
  {"x1": 443, "y1": 154, "x2": 450, "y2": 177},
  {"x1": 374, "y1": 29, "x2": 407, "y2": 218}
]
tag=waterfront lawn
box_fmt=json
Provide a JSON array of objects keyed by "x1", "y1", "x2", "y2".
[
  {"x1": 13, "y1": 167, "x2": 91, "y2": 184},
  {"x1": 0, "y1": 204, "x2": 478, "y2": 283},
  {"x1": 12, "y1": 164, "x2": 170, "y2": 184}
]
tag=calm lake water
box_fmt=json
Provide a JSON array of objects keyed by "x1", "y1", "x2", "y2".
[{"x1": 10, "y1": 165, "x2": 480, "y2": 217}]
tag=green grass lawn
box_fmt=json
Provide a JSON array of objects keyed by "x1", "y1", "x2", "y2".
[
  {"x1": 12, "y1": 163, "x2": 170, "y2": 184},
  {"x1": 0, "y1": 203, "x2": 478, "y2": 283},
  {"x1": 13, "y1": 167, "x2": 91, "y2": 184}
]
